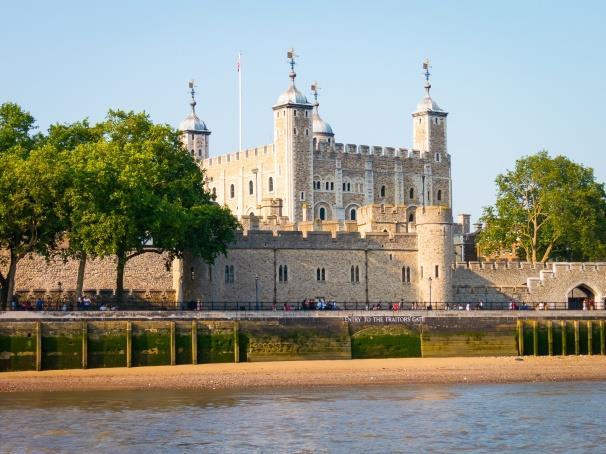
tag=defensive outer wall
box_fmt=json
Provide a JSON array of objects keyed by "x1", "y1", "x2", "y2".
[
  {"x1": 1, "y1": 311, "x2": 605, "y2": 372},
  {"x1": 9, "y1": 236, "x2": 606, "y2": 306}
]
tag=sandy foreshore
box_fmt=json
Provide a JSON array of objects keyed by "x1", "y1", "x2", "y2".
[{"x1": 1, "y1": 356, "x2": 605, "y2": 392}]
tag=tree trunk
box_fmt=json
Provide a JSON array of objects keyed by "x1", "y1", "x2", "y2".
[
  {"x1": 4, "y1": 252, "x2": 19, "y2": 310},
  {"x1": 76, "y1": 252, "x2": 87, "y2": 298},
  {"x1": 115, "y1": 251, "x2": 126, "y2": 304}
]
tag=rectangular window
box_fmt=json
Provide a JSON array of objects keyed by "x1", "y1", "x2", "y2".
[
  {"x1": 300, "y1": 192, "x2": 305, "y2": 201},
  {"x1": 435, "y1": 265, "x2": 439, "y2": 279}
]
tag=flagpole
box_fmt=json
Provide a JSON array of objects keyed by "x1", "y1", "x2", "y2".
[{"x1": 238, "y1": 51, "x2": 242, "y2": 153}]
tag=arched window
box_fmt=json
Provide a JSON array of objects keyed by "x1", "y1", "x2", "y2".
[
  {"x1": 230, "y1": 266, "x2": 235, "y2": 283},
  {"x1": 408, "y1": 213, "x2": 414, "y2": 223},
  {"x1": 325, "y1": 181, "x2": 329, "y2": 190},
  {"x1": 380, "y1": 185, "x2": 386, "y2": 197},
  {"x1": 437, "y1": 190, "x2": 442, "y2": 201},
  {"x1": 319, "y1": 207, "x2": 326, "y2": 220},
  {"x1": 212, "y1": 187, "x2": 217, "y2": 198},
  {"x1": 409, "y1": 187, "x2": 414, "y2": 199},
  {"x1": 347, "y1": 183, "x2": 351, "y2": 191},
  {"x1": 350, "y1": 208, "x2": 357, "y2": 221},
  {"x1": 350, "y1": 266, "x2": 355, "y2": 283},
  {"x1": 313, "y1": 138, "x2": 317, "y2": 149},
  {"x1": 190, "y1": 150, "x2": 194, "y2": 156},
  {"x1": 402, "y1": 266, "x2": 406, "y2": 283},
  {"x1": 230, "y1": 184, "x2": 235, "y2": 198},
  {"x1": 284, "y1": 265, "x2": 288, "y2": 282},
  {"x1": 343, "y1": 182, "x2": 346, "y2": 191},
  {"x1": 198, "y1": 149, "x2": 202, "y2": 156},
  {"x1": 316, "y1": 268, "x2": 321, "y2": 281},
  {"x1": 224, "y1": 265, "x2": 231, "y2": 284},
  {"x1": 321, "y1": 268, "x2": 326, "y2": 281},
  {"x1": 355, "y1": 266, "x2": 360, "y2": 282},
  {"x1": 268, "y1": 177, "x2": 274, "y2": 192},
  {"x1": 406, "y1": 267, "x2": 411, "y2": 283},
  {"x1": 330, "y1": 182, "x2": 334, "y2": 190},
  {"x1": 279, "y1": 265, "x2": 283, "y2": 282},
  {"x1": 249, "y1": 180, "x2": 254, "y2": 195}
]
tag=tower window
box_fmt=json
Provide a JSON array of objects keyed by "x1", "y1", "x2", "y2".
[
  {"x1": 355, "y1": 265, "x2": 360, "y2": 282},
  {"x1": 305, "y1": 111, "x2": 308, "y2": 118},
  {"x1": 300, "y1": 191, "x2": 305, "y2": 201},
  {"x1": 408, "y1": 213, "x2": 414, "y2": 223},
  {"x1": 325, "y1": 181, "x2": 329, "y2": 190},
  {"x1": 225, "y1": 265, "x2": 235, "y2": 283},
  {"x1": 319, "y1": 207, "x2": 326, "y2": 220},
  {"x1": 409, "y1": 188, "x2": 414, "y2": 199},
  {"x1": 249, "y1": 180, "x2": 254, "y2": 195},
  {"x1": 347, "y1": 183, "x2": 351, "y2": 191},
  {"x1": 305, "y1": 129, "x2": 309, "y2": 136},
  {"x1": 198, "y1": 149, "x2": 202, "y2": 156},
  {"x1": 294, "y1": 110, "x2": 297, "y2": 117},
  {"x1": 435, "y1": 152, "x2": 441, "y2": 162},
  {"x1": 419, "y1": 118, "x2": 422, "y2": 124},
  {"x1": 380, "y1": 185, "x2": 386, "y2": 197},
  {"x1": 279, "y1": 265, "x2": 289, "y2": 282},
  {"x1": 350, "y1": 208, "x2": 357, "y2": 221},
  {"x1": 435, "y1": 265, "x2": 439, "y2": 279},
  {"x1": 230, "y1": 184, "x2": 235, "y2": 199},
  {"x1": 437, "y1": 190, "x2": 442, "y2": 201},
  {"x1": 330, "y1": 182, "x2": 334, "y2": 190},
  {"x1": 293, "y1": 128, "x2": 297, "y2": 135},
  {"x1": 350, "y1": 266, "x2": 355, "y2": 283},
  {"x1": 317, "y1": 267, "x2": 326, "y2": 281},
  {"x1": 268, "y1": 177, "x2": 274, "y2": 192}
]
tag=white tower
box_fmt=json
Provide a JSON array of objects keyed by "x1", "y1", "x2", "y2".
[
  {"x1": 412, "y1": 59, "x2": 448, "y2": 154},
  {"x1": 179, "y1": 80, "x2": 211, "y2": 161}
]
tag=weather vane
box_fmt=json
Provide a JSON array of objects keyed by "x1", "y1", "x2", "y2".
[
  {"x1": 311, "y1": 81, "x2": 320, "y2": 105},
  {"x1": 423, "y1": 58, "x2": 431, "y2": 95},
  {"x1": 287, "y1": 48, "x2": 298, "y2": 82},
  {"x1": 188, "y1": 79, "x2": 197, "y2": 113}
]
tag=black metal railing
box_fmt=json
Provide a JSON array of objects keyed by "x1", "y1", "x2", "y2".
[{"x1": 4, "y1": 299, "x2": 603, "y2": 312}]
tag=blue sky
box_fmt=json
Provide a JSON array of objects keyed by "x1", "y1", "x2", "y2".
[{"x1": 2, "y1": 0, "x2": 605, "y2": 221}]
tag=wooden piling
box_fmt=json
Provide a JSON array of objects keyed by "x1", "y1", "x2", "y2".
[
  {"x1": 547, "y1": 320, "x2": 553, "y2": 356},
  {"x1": 191, "y1": 320, "x2": 198, "y2": 365},
  {"x1": 574, "y1": 320, "x2": 580, "y2": 356},
  {"x1": 561, "y1": 320, "x2": 567, "y2": 356},
  {"x1": 126, "y1": 321, "x2": 132, "y2": 368},
  {"x1": 170, "y1": 321, "x2": 176, "y2": 366},
  {"x1": 35, "y1": 321, "x2": 42, "y2": 371},
  {"x1": 532, "y1": 320, "x2": 538, "y2": 356},
  {"x1": 517, "y1": 319, "x2": 524, "y2": 356},
  {"x1": 81, "y1": 321, "x2": 88, "y2": 369},
  {"x1": 233, "y1": 321, "x2": 240, "y2": 363},
  {"x1": 587, "y1": 321, "x2": 593, "y2": 356}
]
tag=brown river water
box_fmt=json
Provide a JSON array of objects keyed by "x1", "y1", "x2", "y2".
[{"x1": 1, "y1": 382, "x2": 605, "y2": 452}]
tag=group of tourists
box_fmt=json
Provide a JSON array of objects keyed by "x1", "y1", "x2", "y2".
[{"x1": 300, "y1": 298, "x2": 339, "y2": 310}]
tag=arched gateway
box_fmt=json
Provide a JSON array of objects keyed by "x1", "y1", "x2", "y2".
[{"x1": 567, "y1": 284, "x2": 595, "y2": 310}]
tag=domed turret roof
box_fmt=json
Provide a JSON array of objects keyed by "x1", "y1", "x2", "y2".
[
  {"x1": 416, "y1": 95, "x2": 443, "y2": 113},
  {"x1": 179, "y1": 113, "x2": 207, "y2": 132},
  {"x1": 312, "y1": 109, "x2": 333, "y2": 135},
  {"x1": 276, "y1": 84, "x2": 309, "y2": 106}
]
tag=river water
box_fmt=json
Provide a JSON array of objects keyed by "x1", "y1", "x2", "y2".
[{"x1": 1, "y1": 381, "x2": 605, "y2": 453}]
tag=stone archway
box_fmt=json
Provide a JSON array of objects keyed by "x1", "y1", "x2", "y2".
[{"x1": 567, "y1": 283, "x2": 595, "y2": 310}]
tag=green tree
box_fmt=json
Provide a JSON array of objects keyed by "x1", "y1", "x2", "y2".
[
  {"x1": 0, "y1": 103, "x2": 67, "y2": 308},
  {"x1": 478, "y1": 151, "x2": 606, "y2": 263},
  {"x1": 0, "y1": 146, "x2": 67, "y2": 307},
  {"x1": 49, "y1": 120, "x2": 103, "y2": 297},
  {"x1": 67, "y1": 110, "x2": 238, "y2": 302}
]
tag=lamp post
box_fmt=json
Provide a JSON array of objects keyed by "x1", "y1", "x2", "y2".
[
  {"x1": 255, "y1": 274, "x2": 260, "y2": 311},
  {"x1": 428, "y1": 276, "x2": 432, "y2": 310}
]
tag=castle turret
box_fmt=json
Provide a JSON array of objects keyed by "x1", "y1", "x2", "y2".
[
  {"x1": 416, "y1": 206, "x2": 454, "y2": 306},
  {"x1": 412, "y1": 59, "x2": 448, "y2": 154},
  {"x1": 179, "y1": 80, "x2": 211, "y2": 161},
  {"x1": 272, "y1": 49, "x2": 314, "y2": 223},
  {"x1": 310, "y1": 81, "x2": 334, "y2": 149}
]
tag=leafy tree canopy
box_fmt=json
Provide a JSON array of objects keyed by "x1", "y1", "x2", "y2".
[{"x1": 478, "y1": 151, "x2": 606, "y2": 263}]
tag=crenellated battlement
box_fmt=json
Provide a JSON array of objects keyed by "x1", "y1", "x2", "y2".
[
  {"x1": 454, "y1": 261, "x2": 606, "y2": 271},
  {"x1": 229, "y1": 228, "x2": 418, "y2": 250},
  {"x1": 202, "y1": 144, "x2": 275, "y2": 168}
]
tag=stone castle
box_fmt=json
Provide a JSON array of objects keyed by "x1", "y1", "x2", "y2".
[{"x1": 8, "y1": 52, "x2": 606, "y2": 307}]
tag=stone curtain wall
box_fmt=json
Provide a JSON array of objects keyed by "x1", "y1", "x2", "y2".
[
  {"x1": 453, "y1": 262, "x2": 606, "y2": 305},
  {"x1": 9, "y1": 252, "x2": 172, "y2": 293}
]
